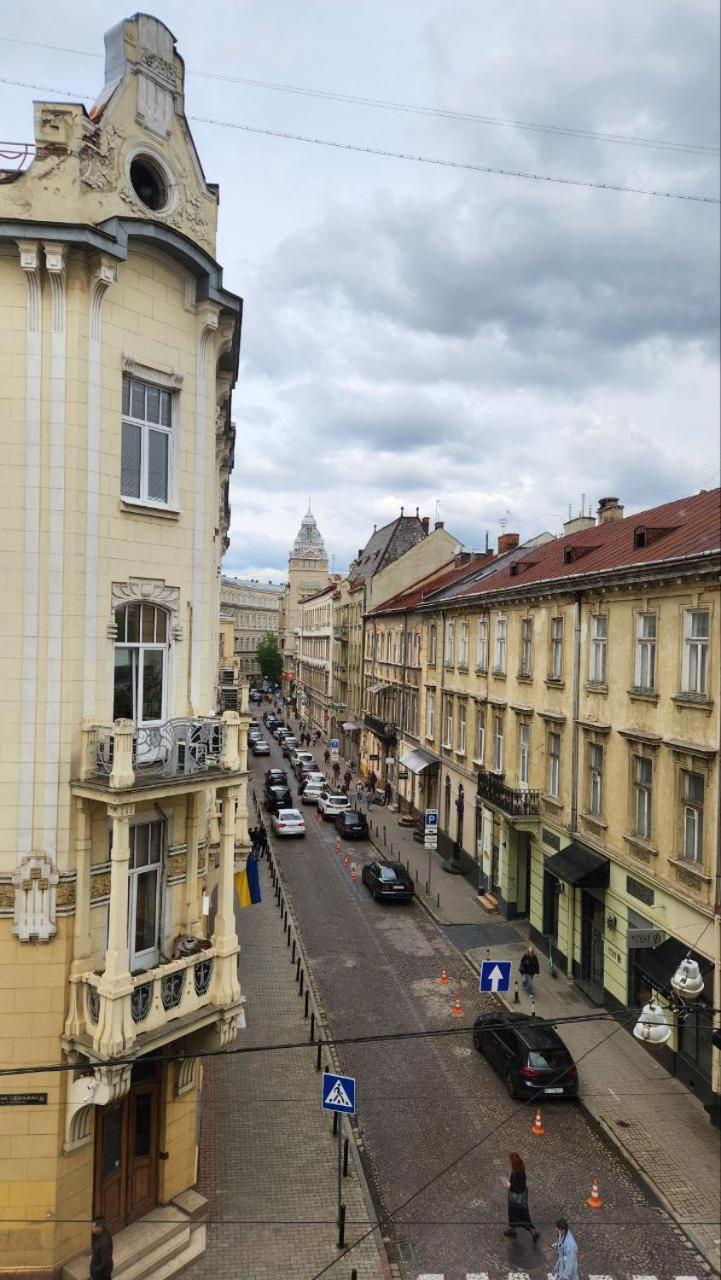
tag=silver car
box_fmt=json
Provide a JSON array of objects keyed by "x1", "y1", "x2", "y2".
[{"x1": 272, "y1": 808, "x2": 306, "y2": 837}]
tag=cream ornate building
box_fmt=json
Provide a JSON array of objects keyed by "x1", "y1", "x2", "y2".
[
  {"x1": 220, "y1": 577, "x2": 283, "y2": 683},
  {"x1": 279, "y1": 506, "x2": 330, "y2": 695},
  {"x1": 0, "y1": 16, "x2": 249, "y2": 1275},
  {"x1": 295, "y1": 582, "x2": 338, "y2": 731}
]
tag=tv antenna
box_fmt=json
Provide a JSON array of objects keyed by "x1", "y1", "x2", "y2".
[{"x1": 499, "y1": 509, "x2": 512, "y2": 532}]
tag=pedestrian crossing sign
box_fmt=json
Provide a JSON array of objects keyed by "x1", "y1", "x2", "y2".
[{"x1": 322, "y1": 1071, "x2": 356, "y2": 1114}]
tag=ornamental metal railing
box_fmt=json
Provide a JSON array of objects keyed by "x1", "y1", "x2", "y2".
[
  {"x1": 363, "y1": 711, "x2": 398, "y2": 741},
  {"x1": 93, "y1": 717, "x2": 225, "y2": 779},
  {"x1": 477, "y1": 770, "x2": 541, "y2": 817}
]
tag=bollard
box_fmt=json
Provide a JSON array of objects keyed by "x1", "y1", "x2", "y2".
[
  {"x1": 283, "y1": 910, "x2": 288, "y2": 931},
  {"x1": 343, "y1": 1137, "x2": 349, "y2": 1177},
  {"x1": 295, "y1": 957, "x2": 301, "y2": 982},
  {"x1": 286, "y1": 924, "x2": 291, "y2": 948},
  {"x1": 291, "y1": 939, "x2": 296, "y2": 964},
  {"x1": 310, "y1": 1011, "x2": 315, "y2": 1041},
  {"x1": 351, "y1": 1271, "x2": 358, "y2": 1280},
  {"x1": 300, "y1": 969, "x2": 305, "y2": 996},
  {"x1": 383, "y1": 826, "x2": 386, "y2": 846},
  {"x1": 514, "y1": 980, "x2": 520, "y2": 1005},
  {"x1": 304, "y1": 989, "x2": 309, "y2": 1018},
  {"x1": 425, "y1": 880, "x2": 429, "y2": 895},
  {"x1": 406, "y1": 859, "x2": 409, "y2": 871},
  {"x1": 316, "y1": 1040, "x2": 322, "y2": 1070},
  {"x1": 436, "y1": 892, "x2": 440, "y2": 909},
  {"x1": 390, "y1": 841, "x2": 393, "y2": 857},
  {"x1": 337, "y1": 1203, "x2": 346, "y2": 1249},
  {"x1": 332, "y1": 1111, "x2": 339, "y2": 1137}
]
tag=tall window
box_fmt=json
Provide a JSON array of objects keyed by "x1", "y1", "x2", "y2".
[
  {"x1": 589, "y1": 744, "x2": 604, "y2": 816},
  {"x1": 476, "y1": 616, "x2": 489, "y2": 671},
  {"x1": 426, "y1": 689, "x2": 435, "y2": 739},
  {"x1": 444, "y1": 696, "x2": 454, "y2": 747},
  {"x1": 548, "y1": 731, "x2": 561, "y2": 798},
  {"x1": 682, "y1": 609, "x2": 709, "y2": 695},
  {"x1": 550, "y1": 617, "x2": 564, "y2": 679},
  {"x1": 492, "y1": 714, "x2": 504, "y2": 773},
  {"x1": 474, "y1": 708, "x2": 485, "y2": 763},
  {"x1": 634, "y1": 613, "x2": 657, "y2": 690},
  {"x1": 520, "y1": 617, "x2": 533, "y2": 676},
  {"x1": 459, "y1": 621, "x2": 469, "y2": 668},
  {"x1": 445, "y1": 621, "x2": 455, "y2": 666},
  {"x1": 457, "y1": 702, "x2": 467, "y2": 754},
  {"x1": 493, "y1": 617, "x2": 507, "y2": 674},
  {"x1": 589, "y1": 614, "x2": 607, "y2": 683},
  {"x1": 114, "y1": 602, "x2": 169, "y2": 724},
  {"x1": 428, "y1": 625, "x2": 437, "y2": 666},
  {"x1": 518, "y1": 722, "x2": 530, "y2": 787},
  {"x1": 128, "y1": 818, "x2": 164, "y2": 969},
  {"x1": 683, "y1": 772, "x2": 704, "y2": 862},
  {"x1": 634, "y1": 756, "x2": 653, "y2": 839},
  {"x1": 121, "y1": 375, "x2": 173, "y2": 505}
]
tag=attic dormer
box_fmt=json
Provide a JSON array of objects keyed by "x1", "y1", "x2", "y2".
[
  {"x1": 563, "y1": 544, "x2": 600, "y2": 565},
  {"x1": 633, "y1": 524, "x2": 679, "y2": 549}
]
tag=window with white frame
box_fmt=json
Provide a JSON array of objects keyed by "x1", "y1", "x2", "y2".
[
  {"x1": 550, "y1": 616, "x2": 564, "y2": 679},
  {"x1": 114, "y1": 601, "x2": 170, "y2": 725},
  {"x1": 121, "y1": 375, "x2": 174, "y2": 505},
  {"x1": 548, "y1": 731, "x2": 561, "y2": 798},
  {"x1": 633, "y1": 756, "x2": 653, "y2": 839},
  {"x1": 682, "y1": 609, "x2": 709, "y2": 695},
  {"x1": 520, "y1": 617, "x2": 533, "y2": 676},
  {"x1": 493, "y1": 617, "x2": 507, "y2": 673},
  {"x1": 426, "y1": 688, "x2": 435, "y2": 739},
  {"x1": 589, "y1": 743, "x2": 603, "y2": 816},
  {"x1": 518, "y1": 721, "x2": 530, "y2": 787},
  {"x1": 459, "y1": 621, "x2": 469, "y2": 668},
  {"x1": 457, "y1": 702, "x2": 466, "y2": 754},
  {"x1": 474, "y1": 707, "x2": 485, "y2": 763},
  {"x1": 634, "y1": 612, "x2": 657, "y2": 690},
  {"x1": 683, "y1": 771, "x2": 704, "y2": 862},
  {"x1": 445, "y1": 621, "x2": 455, "y2": 666},
  {"x1": 443, "y1": 696, "x2": 454, "y2": 747},
  {"x1": 492, "y1": 714, "x2": 504, "y2": 773},
  {"x1": 428, "y1": 625, "x2": 437, "y2": 666},
  {"x1": 589, "y1": 614, "x2": 607, "y2": 683},
  {"x1": 476, "y1": 616, "x2": 489, "y2": 670},
  {"x1": 128, "y1": 817, "x2": 164, "y2": 970}
]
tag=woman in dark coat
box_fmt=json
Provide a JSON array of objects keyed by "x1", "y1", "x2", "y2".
[{"x1": 504, "y1": 1152, "x2": 540, "y2": 1243}]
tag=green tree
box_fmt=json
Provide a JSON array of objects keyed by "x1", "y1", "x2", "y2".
[{"x1": 256, "y1": 631, "x2": 283, "y2": 685}]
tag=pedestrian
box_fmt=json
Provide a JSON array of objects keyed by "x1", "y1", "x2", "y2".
[
  {"x1": 520, "y1": 944, "x2": 540, "y2": 997},
  {"x1": 257, "y1": 823, "x2": 268, "y2": 858},
  {"x1": 332, "y1": 760, "x2": 340, "y2": 782},
  {"x1": 366, "y1": 786, "x2": 374, "y2": 813},
  {"x1": 324, "y1": 748, "x2": 331, "y2": 766},
  {"x1": 369, "y1": 770, "x2": 377, "y2": 792},
  {"x1": 503, "y1": 1152, "x2": 540, "y2": 1244},
  {"x1": 384, "y1": 779, "x2": 392, "y2": 806},
  {"x1": 355, "y1": 779, "x2": 364, "y2": 809},
  {"x1": 551, "y1": 1218, "x2": 578, "y2": 1280},
  {"x1": 248, "y1": 825, "x2": 258, "y2": 856},
  {"x1": 344, "y1": 769, "x2": 352, "y2": 789},
  {"x1": 89, "y1": 1217, "x2": 113, "y2": 1280}
]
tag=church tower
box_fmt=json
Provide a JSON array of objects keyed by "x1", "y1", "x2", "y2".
[{"x1": 280, "y1": 507, "x2": 330, "y2": 686}]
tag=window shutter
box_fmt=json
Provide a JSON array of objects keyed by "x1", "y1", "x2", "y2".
[
  {"x1": 121, "y1": 422, "x2": 142, "y2": 498},
  {"x1": 148, "y1": 429, "x2": 169, "y2": 502}
]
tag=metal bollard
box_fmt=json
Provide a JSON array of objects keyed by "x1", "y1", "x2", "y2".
[
  {"x1": 383, "y1": 826, "x2": 386, "y2": 846},
  {"x1": 337, "y1": 1203, "x2": 346, "y2": 1249},
  {"x1": 436, "y1": 892, "x2": 440, "y2": 909},
  {"x1": 343, "y1": 1137, "x2": 349, "y2": 1177},
  {"x1": 332, "y1": 1111, "x2": 339, "y2": 1136},
  {"x1": 291, "y1": 938, "x2": 296, "y2": 963},
  {"x1": 300, "y1": 969, "x2": 305, "y2": 996},
  {"x1": 316, "y1": 1040, "x2": 322, "y2": 1070},
  {"x1": 514, "y1": 980, "x2": 520, "y2": 1005},
  {"x1": 295, "y1": 957, "x2": 301, "y2": 982},
  {"x1": 310, "y1": 1011, "x2": 315, "y2": 1041},
  {"x1": 304, "y1": 989, "x2": 309, "y2": 1017},
  {"x1": 351, "y1": 1271, "x2": 357, "y2": 1280}
]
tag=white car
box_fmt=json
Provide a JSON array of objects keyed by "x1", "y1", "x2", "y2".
[
  {"x1": 291, "y1": 750, "x2": 315, "y2": 771},
  {"x1": 300, "y1": 781, "x2": 325, "y2": 805},
  {"x1": 272, "y1": 808, "x2": 306, "y2": 837},
  {"x1": 317, "y1": 791, "x2": 350, "y2": 820}
]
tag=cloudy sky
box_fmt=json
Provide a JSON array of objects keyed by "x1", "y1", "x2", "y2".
[{"x1": 2, "y1": 1, "x2": 719, "y2": 579}]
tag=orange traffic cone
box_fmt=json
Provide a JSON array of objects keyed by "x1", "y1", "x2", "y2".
[
  {"x1": 452, "y1": 992, "x2": 463, "y2": 1016},
  {"x1": 343, "y1": 851, "x2": 349, "y2": 867},
  {"x1": 439, "y1": 966, "x2": 449, "y2": 985},
  {"x1": 350, "y1": 862, "x2": 357, "y2": 882},
  {"x1": 586, "y1": 1176, "x2": 602, "y2": 1209},
  {"x1": 531, "y1": 1107, "x2": 545, "y2": 1135}
]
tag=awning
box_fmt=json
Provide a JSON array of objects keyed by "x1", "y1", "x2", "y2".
[
  {"x1": 343, "y1": 722, "x2": 362, "y2": 731},
  {"x1": 399, "y1": 747, "x2": 438, "y2": 775},
  {"x1": 367, "y1": 682, "x2": 390, "y2": 695},
  {"x1": 544, "y1": 841, "x2": 610, "y2": 889}
]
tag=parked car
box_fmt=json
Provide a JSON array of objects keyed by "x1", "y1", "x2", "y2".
[
  {"x1": 281, "y1": 736, "x2": 299, "y2": 758},
  {"x1": 265, "y1": 768, "x2": 288, "y2": 789},
  {"x1": 265, "y1": 785, "x2": 294, "y2": 814},
  {"x1": 292, "y1": 750, "x2": 316, "y2": 772},
  {"x1": 472, "y1": 1011, "x2": 579, "y2": 1100},
  {"x1": 249, "y1": 690, "x2": 262, "y2": 703},
  {"x1": 299, "y1": 771, "x2": 325, "y2": 793},
  {"x1": 361, "y1": 861, "x2": 414, "y2": 902},
  {"x1": 251, "y1": 739, "x2": 270, "y2": 756},
  {"x1": 335, "y1": 810, "x2": 369, "y2": 840},
  {"x1": 274, "y1": 726, "x2": 290, "y2": 741},
  {"x1": 317, "y1": 790, "x2": 350, "y2": 820},
  {"x1": 272, "y1": 808, "x2": 306, "y2": 837},
  {"x1": 300, "y1": 781, "x2": 325, "y2": 805}
]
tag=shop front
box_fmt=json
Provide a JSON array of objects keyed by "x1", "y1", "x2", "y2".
[{"x1": 540, "y1": 840, "x2": 610, "y2": 1002}]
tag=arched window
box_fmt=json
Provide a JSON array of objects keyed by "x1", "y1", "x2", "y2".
[{"x1": 113, "y1": 601, "x2": 170, "y2": 724}]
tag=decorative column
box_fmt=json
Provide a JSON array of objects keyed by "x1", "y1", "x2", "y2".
[
  {"x1": 185, "y1": 790, "x2": 202, "y2": 935},
  {"x1": 66, "y1": 799, "x2": 93, "y2": 1037},
  {"x1": 110, "y1": 718, "x2": 135, "y2": 788},
  {"x1": 94, "y1": 802, "x2": 135, "y2": 1055},
  {"x1": 212, "y1": 786, "x2": 240, "y2": 1007},
  {"x1": 220, "y1": 710, "x2": 240, "y2": 771}
]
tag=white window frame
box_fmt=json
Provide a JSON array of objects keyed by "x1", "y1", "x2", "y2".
[
  {"x1": 474, "y1": 709, "x2": 485, "y2": 764},
  {"x1": 429, "y1": 625, "x2": 437, "y2": 666},
  {"x1": 121, "y1": 374, "x2": 176, "y2": 508},
  {"x1": 113, "y1": 602, "x2": 170, "y2": 729},
  {"x1": 492, "y1": 714, "x2": 504, "y2": 773},
  {"x1": 518, "y1": 721, "x2": 530, "y2": 788},
  {"x1": 589, "y1": 743, "x2": 603, "y2": 816},
  {"x1": 445, "y1": 621, "x2": 455, "y2": 667},
  {"x1": 127, "y1": 816, "x2": 164, "y2": 971},
  {"x1": 457, "y1": 702, "x2": 466, "y2": 755},
  {"x1": 634, "y1": 756, "x2": 653, "y2": 839},
  {"x1": 459, "y1": 621, "x2": 469, "y2": 668},
  {"x1": 493, "y1": 616, "x2": 507, "y2": 674},
  {"x1": 589, "y1": 613, "x2": 607, "y2": 684},
  {"x1": 634, "y1": 612, "x2": 657, "y2": 690},
  {"x1": 520, "y1": 617, "x2": 533, "y2": 676},
  {"x1": 426, "y1": 689, "x2": 435, "y2": 740},
  {"x1": 550, "y1": 616, "x2": 564, "y2": 680},
  {"x1": 682, "y1": 609, "x2": 710, "y2": 695},
  {"x1": 548, "y1": 731, "x2": 561, "y2": 798},
  {"x1": 476, "y1": 616, "x2": 489, "y2": 671},
  {"x1": 683, "y1": 771, "x2": 704, "y2": 863},
  {"x1": 443, "y1": 696, "x2": 454, "y2": 749}
]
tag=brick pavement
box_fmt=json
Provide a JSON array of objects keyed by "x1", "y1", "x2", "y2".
[{"x1": 183, "y1": 849, "x2": 387, "y2": 1280}]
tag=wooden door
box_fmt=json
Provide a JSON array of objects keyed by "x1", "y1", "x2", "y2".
[
  {"x1": 94, "y1": 1063, "x2": 159, "y2": 1230},
  {"x1": 126, "y1": 1069, "x2": 159, "y2": 1222},
  {"x1": 94, "y1": 1100, "x2": 128, "y2": 1232}
]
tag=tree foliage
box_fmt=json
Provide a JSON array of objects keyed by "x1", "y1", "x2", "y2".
[{"x1": 256, "y1": 631, "x2": 283, "y2": 684}]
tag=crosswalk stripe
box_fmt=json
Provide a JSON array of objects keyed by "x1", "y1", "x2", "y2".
[{"x1": 415, "y1": 1273, "x2": 700, "y2": 1279}]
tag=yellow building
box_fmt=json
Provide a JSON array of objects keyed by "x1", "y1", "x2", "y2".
[
  {"x1": 0, "y1": 16, "x2": 249, "y2": 1274},
  {"x1": 408, "y1": 492, "x2": 720, "y2": 1119},
  {"x1": 295, "y1": 581, "x2": 338, "y2": 731}
]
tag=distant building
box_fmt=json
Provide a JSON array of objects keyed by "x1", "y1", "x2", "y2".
[
  {"x1": 220, "y1": 577, "x2": 283, "y2": 684},
  {"x1": 280, "y1": 507, "x2": 331, "y2": 693}
]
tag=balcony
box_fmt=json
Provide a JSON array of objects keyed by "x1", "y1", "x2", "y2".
[
  {"x1": 477, "y1": 770, "x2": 541, "y2": 817},
  {"x1": 363, "y1": 711, "x2": 398, "y2": 743},
  {"x1": 74, "y1": 711, "x2": 247, "y2": 797},
  {"x1": 333, "y1": 625, "x2": 348, "y2": 640}
]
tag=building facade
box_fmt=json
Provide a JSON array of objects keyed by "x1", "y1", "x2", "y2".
[
  {"x1": 220, "y1": 577, "x2": 283, "y2": 683},
  {"x1": 295, "y1": 582, "x2": 337, "y2": 731},
  {"x1": 279, "y1": 507, "x2": 330, "y2": 694},
  {"x1": 0, "y1": 17, "x2": 249, "y2": 1274}
]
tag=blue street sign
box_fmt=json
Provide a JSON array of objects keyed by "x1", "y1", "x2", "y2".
[
  {"x1": 479, "y1": 959, "x2": 512, "y2": 993},
  {"x1": 425, "y1": 809, "x2": 438, "y2": 828},
  {"x1": 329, "y1": 739, "x2": 339, "y2": 753},
  {"x1": 322, "y1": 1072, "x2": 356, "y2": 1114}
]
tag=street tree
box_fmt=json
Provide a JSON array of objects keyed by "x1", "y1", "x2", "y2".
[{"x1": 256, "y1": 631, "x2": 283, "y2": 685}]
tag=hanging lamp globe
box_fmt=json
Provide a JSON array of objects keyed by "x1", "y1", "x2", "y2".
[
  {"x1": 633, "y1": 1001, "x2": 672, "y2": 1046},
  {"x1": 670, "y1": 958, "x2": 705, "y2": 1000}
]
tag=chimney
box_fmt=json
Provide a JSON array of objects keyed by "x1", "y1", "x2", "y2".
[
  {"x1": 421, "y1": 515, "x2": 430, "y2": 534},
  {"x1": 434, "y1": 520, "x2": 444, "y2": 531},
  {"x1": 563, "y1": 515, "x2": 596, "y2": 535},
  {"x1": 597, "y1": 497, "x2": 624, "y2": 525},
  {"x1": 498, "y1": 532, "x2": 520, "y2": 554}
]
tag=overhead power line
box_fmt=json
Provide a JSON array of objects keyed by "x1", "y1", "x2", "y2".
[
  {"x1": 0, "y1": 76, "x2": 718, "y2": 204},
  {"x1": 1, "y1": 34, "x2": 718, "y2": 157}
]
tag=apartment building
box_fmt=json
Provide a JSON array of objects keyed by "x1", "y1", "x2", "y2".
[
  {"x1": 295, "y1": 582, "x2": 338, "y2": 731},
  {"x1": 220, "y1": 577, "x2": 283, "y2": 683},
  {"x1": 0, "y1": 17, "x2": 249, "y2": 1274}
]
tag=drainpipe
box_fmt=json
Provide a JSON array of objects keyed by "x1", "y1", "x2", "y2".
[{"x1": 567, "y1": 592, "x2": 582, "y2": 979}]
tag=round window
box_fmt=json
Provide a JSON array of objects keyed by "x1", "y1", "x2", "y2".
[{"x1": 129, "y1": 156, "x2": 169, "y2": 212}]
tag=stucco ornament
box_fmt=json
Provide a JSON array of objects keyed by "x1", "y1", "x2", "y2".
[
  {"x1": 79, "y1": 125, "x2": 122, "y2": 192},
  {"x1": 110, "y1": 578, "x2": 183, "y2": 640},
  {"x1": 12, "y1": 851, "x2": 59, "y2": 942}
]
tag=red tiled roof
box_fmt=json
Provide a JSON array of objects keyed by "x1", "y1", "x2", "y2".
[
  {"x1": 443, "y1": 488, "x2": 721, "y2": 605},
  {"x1": 368, "y1": 553, "x2": 493, "y2": 616}
]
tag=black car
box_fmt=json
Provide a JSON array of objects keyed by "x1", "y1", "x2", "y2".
[
  {"x1": 264, "y1": 769, "x2": 288, "y2": 791},
  {"x1": 472, "y1": 1011, "x2": 578, "y2": 1100},
  {"x1": 335, "y1": 810, "x2": 369, "y2": 840},
  {"x1": 361, "y1": 861, "x2": 414, "y2": 903},
  {"x1": 265, "y1": 785, "x2": 294, "y2": 815}
]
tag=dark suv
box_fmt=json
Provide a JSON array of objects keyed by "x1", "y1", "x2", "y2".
[{"x1": 472, "y1": 1011, "x2": 578, "y2": 1099}]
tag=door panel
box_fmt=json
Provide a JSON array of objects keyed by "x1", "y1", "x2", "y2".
[
  {"x1": 127, "y1": 1081, "x2": 158, "y2": 1222},
  {"x1": 94, "y1": 1101, "x2": 127, "y2": 1232},
  {"x1": 94, "y1": 1068, "x2": 159, "y2": 1231}
]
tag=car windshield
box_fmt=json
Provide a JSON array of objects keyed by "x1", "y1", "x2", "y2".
[
  {"x1": 377, "y1": 866, "x2": 398, "y2": 882},
  {"x1": 328, "y1": 795, "x2": 347, "y2": 804},
  {"x1": 278, "y1": 810, "x2": 301, "y2": 820}
]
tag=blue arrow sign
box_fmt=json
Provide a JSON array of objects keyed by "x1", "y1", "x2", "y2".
[
  {"x1": 479, "y1": 959, "x2": 512, "y2": 993},
  {"x1": 322, "y1": 1072, "x2": 356, "y2": 1114}
]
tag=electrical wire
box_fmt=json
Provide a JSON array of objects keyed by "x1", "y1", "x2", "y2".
[
  {"x1": 1, "y1": 34, "x2": 717, "y2": 158},
  {"x1": 0, "y1": 76, "x2": 718, "y2": 205}
]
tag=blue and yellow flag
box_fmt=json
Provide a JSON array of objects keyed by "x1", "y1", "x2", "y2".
[
  {"x1": 234, "y1": 867, "x2": 252, "y2": 908},
  {"x1": 246, "y1": 856, "x2": 262, "y2": 905}
]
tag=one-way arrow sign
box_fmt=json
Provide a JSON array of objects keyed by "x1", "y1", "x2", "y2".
[{"x1": 479, "y1": 959, "x2": 512, "y2": 993}]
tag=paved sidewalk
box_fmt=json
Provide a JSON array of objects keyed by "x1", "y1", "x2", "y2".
[{"x1": 184, "y1": 851, "x2": 386, "y2": 1280}]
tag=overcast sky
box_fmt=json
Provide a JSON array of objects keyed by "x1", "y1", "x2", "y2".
[{"x1": 2, "y1": 1, "x2": 719, "y2": 580}]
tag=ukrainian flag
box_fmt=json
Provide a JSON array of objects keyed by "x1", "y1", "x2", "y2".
[{"x1": 234, "y1": 866, "x2": 252, "y2": 908}]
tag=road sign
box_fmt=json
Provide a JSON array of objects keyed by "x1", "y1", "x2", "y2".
[
  {"x1": 425, "y1": 808, "x2": 438, "y2": 829},
  {"x1": 322, "y1": 1072, "x2": 356, "y2": 1114},
  {"x1": 329, "y1": 739, "x2": 339, "y2": 753},
  {"x1": 479, "y1": 959, "x2": 512, "y2": 993},
  {"x1": 424, "y1": 834, "x2": 437, "y2": 850}
]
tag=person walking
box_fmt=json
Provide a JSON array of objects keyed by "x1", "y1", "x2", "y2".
[
  {"x1": 551, "y1": 1218, "x2": 578, "y2": 1280},
  {"x1": 324, "y1": 747, "x2": 331, "y2": 766},
  {"x1": 343, "y1": 768, "x2": 352, "y2": 789},
  {"x1": 503, "y1": 1152, "x2": 540, "y2": 1244},
  {"x1": 257, "y1": 823, "x2": 268, "y2": 858},
  {"x1": 355, "y1": 779, "x2": 364, "y2": 810},
  {"x1": 520, "y1": 944, "x2": 540, "y2": 997},
  {"x1": 332, "y1": 759, "x2": 341, "y2": 783},
  {"x1": 384, "y1": 779, "x2": 392, "y2": 806},
  {"x1": 368, "y1": 769, "x2": 377, "y2": 793},
  {"x1": 366, "y1": 785, "x2": 374, "y2": 813},
  {"x1": 89, "y1": 1217, "x2": 113, "y2": 1280},
  {"x1": 248, "y1": 826, "x2": 258, "y2": 856}
]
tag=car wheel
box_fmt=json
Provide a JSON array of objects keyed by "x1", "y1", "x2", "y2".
[{"x1": 505, "y1": 1071, "x2": 517, "y2": 1100}]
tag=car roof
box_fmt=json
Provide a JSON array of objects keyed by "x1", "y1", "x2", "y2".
[{"x1": 277, "y1": 808, "x2": 301, "y2": 817}]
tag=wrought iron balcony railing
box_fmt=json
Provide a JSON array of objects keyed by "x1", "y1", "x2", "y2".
[
  {"x1": 363, "y1": 711, "x2": 398, "y2": 742},
  {"x1": 78, "y1": 708, "x2": 248, "y2": 790},
  {"x1": 477, "y1": 770, "x2": 541, "y2": 816}
]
